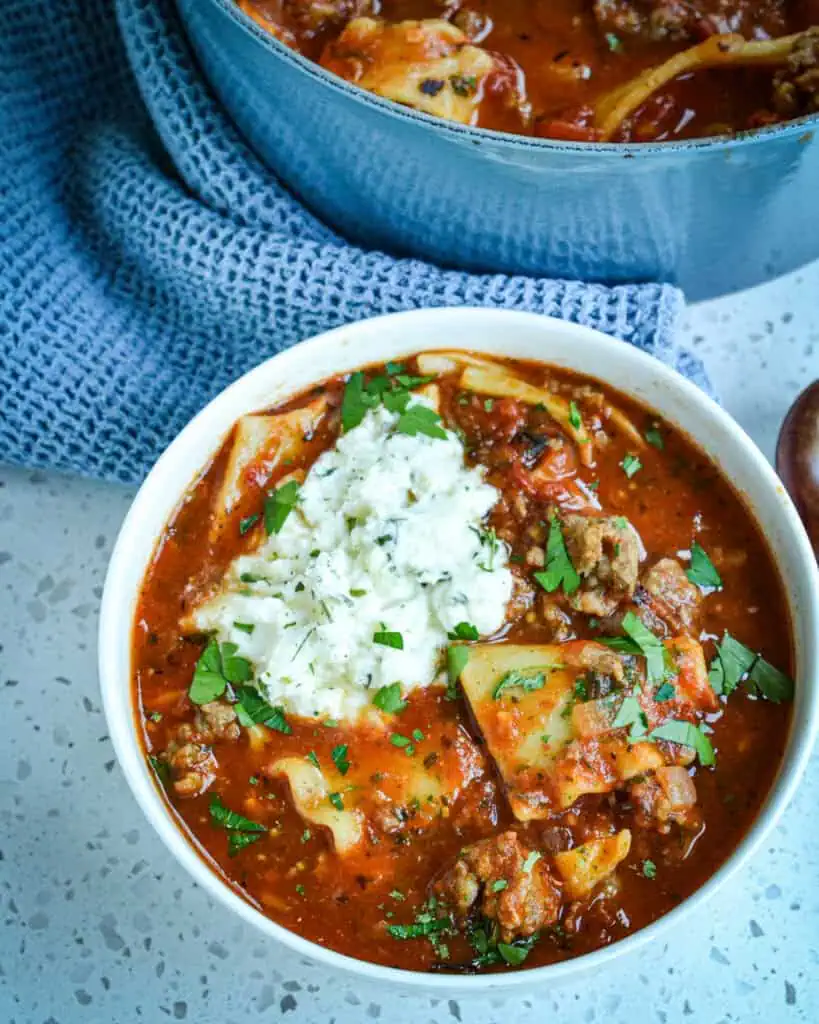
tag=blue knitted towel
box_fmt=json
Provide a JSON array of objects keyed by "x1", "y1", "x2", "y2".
[{"x1": 0, "y1": 0, "x2": 703, "y2": 486}]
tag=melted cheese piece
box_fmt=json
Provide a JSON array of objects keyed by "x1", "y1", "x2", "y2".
[
  {"x1": 213, "y1": 395, "x2": 329, "y2": 537},
  {"x1": 321, "y1": 19, "x2": 496, "y2": 125},
  {"x1": 459, "y1": 643, "x2": 578, "y2": 820},
  {"x1": 272, "y1": 757, "x2": 364, "y2": 854},
  {"x1": 460, "y1": 640, "x2": 709, "y2": 819}
]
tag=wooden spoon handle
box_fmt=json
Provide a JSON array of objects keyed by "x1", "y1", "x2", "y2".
[{"x1": 776, "y1": 380, "x2": 819, "y2": 557}]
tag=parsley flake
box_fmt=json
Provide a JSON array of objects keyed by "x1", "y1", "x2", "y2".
[
  {"x1": 686, "y1": 542, "x2": 723, "y2": 589},
  {"x1": 263, "y1": 479, "x2": 300, "y2": 536},
  {"x1": 620, "y1": 453, "x2": 642, "y2": 478},
  {"x1": 534, "y1": 516, "x2": 580, "y2": 595},
  {"x1": 372, "y1": 682, "x2": 407, "y2": 714},
  {"x1": 642, "y1": 859, "x2": 657, "y2": 879},
  {"x1": 373, "y1": 629, "x2": 404, "y2": 650},
  {"x1": 189, "y1": 638, "x2": 253, "y2": 705},
  {"x1": 331, "y1": 744, "x2": 350, "y2": 776}
]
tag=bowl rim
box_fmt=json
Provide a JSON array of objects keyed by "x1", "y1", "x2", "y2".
[
  {"x1": 195, "y1": 0, "x2": 819, "y2": 156},
  {"x1": 99, "y1": 306, "x2": 819, "y2": 991}
]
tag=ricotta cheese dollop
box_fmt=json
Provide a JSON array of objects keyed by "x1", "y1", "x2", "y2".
[{"x1": 194, "y1": 401, "x2": 513, "y2": 721}]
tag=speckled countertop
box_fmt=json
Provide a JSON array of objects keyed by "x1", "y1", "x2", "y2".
[{"x1": 2, "y1": 263, "x2": 819, "y2": 1024}]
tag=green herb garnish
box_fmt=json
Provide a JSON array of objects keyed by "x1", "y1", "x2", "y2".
[
  {"x1": 233, "y1": 685, "x2": 291, "y2": 734},
  {"x1": 686, "y1": 542, "x2": 722, "y2": 589},
  {"x1": 447, "y1": 621, "x2": 479, "y2": 641},
  {"x1": 446, "y1": 645, "x2": 469, "y2": 700},
  {"x1": 568, "y1": 401, "x2": 582, "y2": 429},
  {"x1": 642, "y1": 859, "x2": 657, "y2": 879},
  {"x1": 493, "y1": 667, "x2": 555, "y2": 700},
  {"x1": 534, "y1": 515, "x2": 580, "y2": 595},
  {"x1": 708, "y1": 633, "x2": 794, "y2": 703},
  {"x1": 328, "y1": 792, "x2": 344, "y2": 811},
  {"x1": 239, "y1": 513, "x2": 259, "y2": 535},
  {"x1": 620, "y1": 454, "x2": 642, "y2": 478},
  {"x1": 650, "y1": 720, "x2": 715, "y2": 766},
  {"x1": 395, "y1": 404, "x2": 448, "y2": 440},
  {"x1": 209, "y1": 794, "x2": 267, "y2": 857},
  {"x1": 331, "y1": 744, "x2": 350, "y2": 776},
  {"x1": 372, "y1": 682, "x2": 407, "y2": 714},
  {"x1": 373, "y1": 629, "x2": 404, "y2": 650},
  {"x1": 189, "y1": 638, "x2": 253, "y2": 705},
  {"x1": 264, "y1": 479, "x2": 300, "y2": 536},
  {"x1": 645, "y1": 425, "x2": 664, "y2": 449}
]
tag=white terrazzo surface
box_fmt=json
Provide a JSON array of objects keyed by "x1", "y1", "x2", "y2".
[{"x1": 2, "y1": 262, "x2": 818, "y2": 1024}]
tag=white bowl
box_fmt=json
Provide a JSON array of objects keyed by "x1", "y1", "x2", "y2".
[{"x1": 99, "y1": 307, "x2": 819, "y2": 992}]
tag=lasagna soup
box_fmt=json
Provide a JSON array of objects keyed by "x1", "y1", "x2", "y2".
[
  {"x1": 234, "y1": 1, "x2": 819, "y2": 141},
  {"x1": 134, "y1": 351, "x2": 794, "y2": 972}
]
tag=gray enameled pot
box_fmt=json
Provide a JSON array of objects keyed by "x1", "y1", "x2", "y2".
[{"x1": 177, "y1": 0, "x2": 819, "y2": 299}]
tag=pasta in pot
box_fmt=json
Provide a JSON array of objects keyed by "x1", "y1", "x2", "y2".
[{"x1": 134, "y1": 350, "x2": 793, "y2": 972}]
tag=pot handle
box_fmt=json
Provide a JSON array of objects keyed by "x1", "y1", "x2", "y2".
[{"x1": 776, "y1": 380, "x2": 819, "y2": 558}]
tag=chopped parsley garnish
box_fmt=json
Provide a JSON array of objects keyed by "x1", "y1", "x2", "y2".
[
  {"x1": 534, "y1": 516, "x2": 580, "y2": 595},
  {"x1": 686, "y1": 542, "x2": 723, "y2": 589},
  {"x1": 708, "y1": 633, "x2": 794, "y2": 703},
  {"x1": 373, "y1": 629, "x2": 404, "y2": 650},
  {"x1": 233, "y1": 621, "x2": 254, "y2": 634},
  {"x1": 209, "y1": 795, "x2": 267, "y2": 856},
  {"x1": 493, "y1": 667, "x2": 555, "y2": 700},
  {"x1": 264, "y1": 479, "x2": 300, "y2": 536},
  {"x1": 612, "y1": 694, "x2": 648, "y2": 741},
  {"x1": 654, "y1": 682, "x2": 676, "y2": 702},
  {"x1": 522, "y1": 850, "x2": 541, "y2": 873},
  {"x1": 331, "y1": 744, "x2": 350, "y2": 776},
  {"x1": 372, "y1": 682, "x2": 407, "y2": 714},
  {"x1": 412, "y1": 728, "x2": 425, "y2": 743},
  {"x1": 295, "y1": 883, "x2": 306, "y2": 896},
  {"x1": 328, "y1": 792, "x2": 344, "y2": 811},
  {"x1": 239, "y1": 513, "x2": 259, "y2": 535},
  {"x1": 446, "y1": 645, "x2": 469, "y2": 699},
  {"x1": 388, "y1": 916, "x2": 452, "y2": 940},
  {"x1": 341, "y1": 371, "x2": 374, "y2": 432},
  {"x1": 390, "y1": 733, "x2": 415, "y2": 755},
  {"x1": 573, "y1": 677, "x2": 589, "y2": 701},
  {"x1": 306, "y1": 750, "x2": 320, "y2": 767},
  {"x1": 568, "y1": 400, "x2": 583, "y2": 429},
  {"x1": 605, "y1": 31, "x2": 622, "y2": 51},
  {"x1": 301, "y1": 829, "x2": 311, "y2": 843},
  {"x1": 642, "y1": 859, "x2": 657, "y2": 879},
  {"x1": 645, "y1": 424, "x2": 664, "y2": 449},
  {"x1": 447, "y1": 621, "x2": 479, "y2": 641},
  {"x1": 149, "y1": 755, "x2": 170, "y2": 787},
  {"x1": 620, "y1": 453, "x2": 642, "y2": 478},
  {"x1": 600, "y1": 611, "x2": 673, "y2": 685},
  {"x1": 469, "y1": 919, "x2": 538, "y2": 968},
  {"x1": 189, "y1": 638, "x2": 253, "y2": 705},
  {"x1": 323, "y1": 718, "x2": 339, "y2": 728},
  {"x1": 233, "y1": 685, "x2": 292, "y2": 734},
  {"x1": 149, "y1": 711, "x2": 163, "y2": 723},
  {"x1": 349, "y1": 588, "x2": 367, "y2": 597},
  {"x1": 651, "y1": 720, "x2": 715, "y2": 766},
  {"x1": 395, "y1": 404, "x2": 447, "y2": 440},
  {"x1": 484, "y1": 398, "x2": 494, "y2": 412},
  {"x1": 491, "y1": 879, "x2": 508, "y2": 892}
]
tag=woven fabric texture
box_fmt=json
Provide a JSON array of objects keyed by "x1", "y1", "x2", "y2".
[{"x1": 0, "y1": 0, "x2": 702, "y2": 486}]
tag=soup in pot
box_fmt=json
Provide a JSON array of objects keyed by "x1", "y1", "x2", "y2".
[{"x1": 233, "y1": 0, "x2": 819, "y2": 141}]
